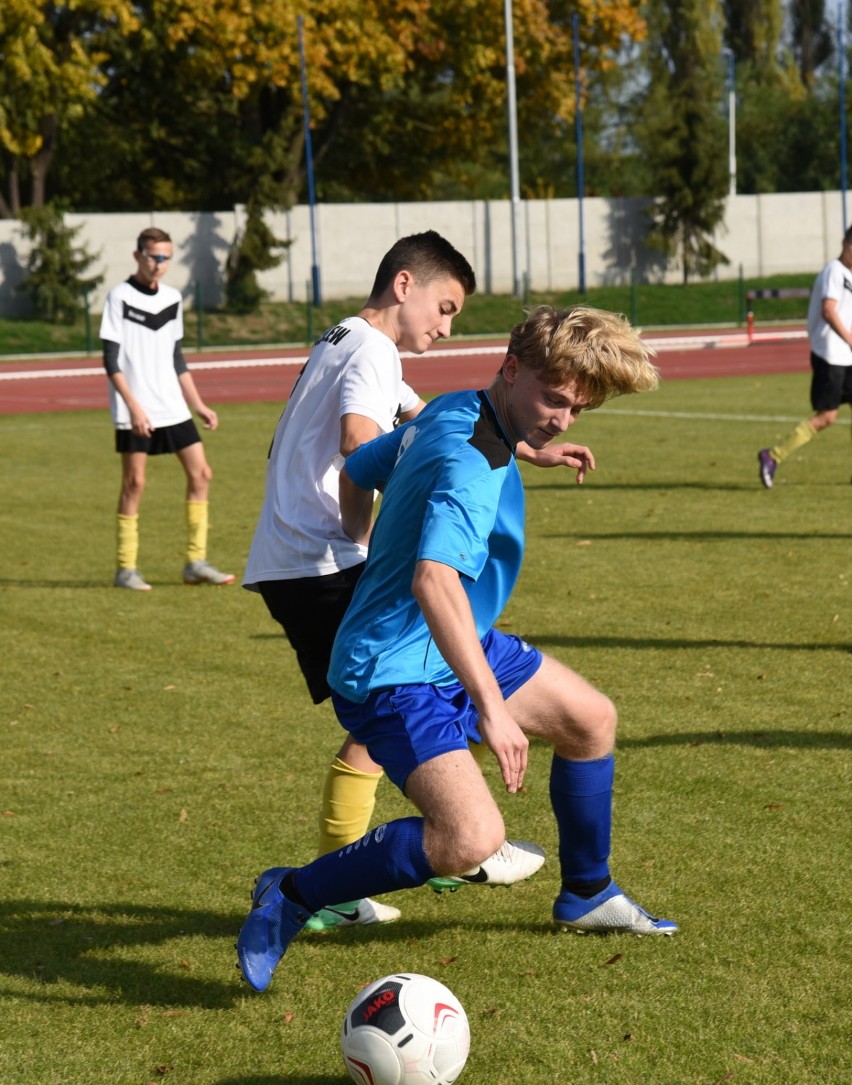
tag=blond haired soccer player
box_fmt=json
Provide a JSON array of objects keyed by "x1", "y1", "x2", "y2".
[
  {"x1": 243, "y1": 233, "x2": 595, "y2": 933},
  {"x1": 237, "y1": 305, "x2": 678, "y2": 993},
  {"x1": 101, "y1": 227, "x2": 234, "y2": 590},
  {"x1": 758, "y1": 227, "x2": 852, "y2": 487}
]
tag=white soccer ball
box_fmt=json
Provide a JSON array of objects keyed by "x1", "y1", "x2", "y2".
[{"x1": 340, "y1": 973, "x2": 470, "y2": 1085}]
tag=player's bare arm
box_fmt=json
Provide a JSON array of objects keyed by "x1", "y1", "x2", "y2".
[
  {"x1": 339, "y1": 466, "x2": 374, "y2": 546},
  {"x1": 821, "y1": 297, "x2": 852, "y2": 345},
  {"x1": 178, "y1": 371, "x2": 218, "y2": 430},
  {"x1": 398, "y1": 397, "x2": 427, "y2": 424},
  {"x1": 515, "y1": 440, "x2": 596, "y2": 482},
  {"x1": 411, "y1": 558, "x2": 528, "y2": 794}
]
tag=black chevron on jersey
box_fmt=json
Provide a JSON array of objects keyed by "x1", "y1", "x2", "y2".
[
  {"x1": 122, "y1": 299, "x2": 180, "y2": 332},
  {"x1": 467, "y1": 390, "x2": 513, "y2": 469}
]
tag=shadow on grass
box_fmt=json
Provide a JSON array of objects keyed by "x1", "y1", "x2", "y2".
[
  {"x1": 0, "y1": 579, "x2": 110, "y2": 589},
  {"x1": 0, "y1": 900, "x2": 567, "y2": 1015},
  {"x1": 616, "y1": 728, "x2": 851, "y2": 750},
  {"x1": 530, "y1": 633, "x2": 850, "y2": 655},
  {"x1": 534, "y1": 526, "x2": 852, "y2": 540},
  {"x1": 0, "y1": 579, "x2": 212, "y2": 589},
  {"x1": 0, "y1": 899, "x2": 246, "y2": 1009}
]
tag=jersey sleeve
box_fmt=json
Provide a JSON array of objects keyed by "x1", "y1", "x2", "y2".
[
  {"x1": 99, "y1": 286, "x2": 124, "y2": 345},
  {"x1": 338, "y1": 339, "x2": 403, "y2": 430},
  {"x1": 344, "y1": 424, "x2": 408, "y2": 492},
  {"x1": 820, "y1": 262, "x2": 846, "y2": 304},
  {"x1": 399, "y1": 380, "x2": 420, "y2": 415}
]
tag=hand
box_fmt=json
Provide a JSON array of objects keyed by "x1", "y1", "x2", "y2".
[
  {"x1": 197, "y1": 405, "x2": 218, "y2": 430},
  {"x1": 477, "y1": 707, "x2": 529, "y2": 794},
  {"x1": 516, "y1": 441, "x2": 596, "y2": 483},
  {"x1": 130, "y1": 408, "x2": 154, "y2": 437}
]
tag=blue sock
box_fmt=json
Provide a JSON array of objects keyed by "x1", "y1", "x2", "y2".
[
  {"x1": 549, "y1": 753, "x2": 614, "y2": 892},
  {"x1": 291, "y1": 816, "x2": 436, "y2": 913}
]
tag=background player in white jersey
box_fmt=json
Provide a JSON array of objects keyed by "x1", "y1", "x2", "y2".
[
  {"x1": 244, "y1": 231, "x2": 594, "y2": 931},
  {"x1": 101, "y1": 227, "x2": 234, "y2": 590},
  {"x1": 758, "y1": 227, "x2": 852, "y2": 486}
]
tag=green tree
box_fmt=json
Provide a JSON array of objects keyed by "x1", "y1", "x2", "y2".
[
  {"x1": 789, "y1": 0, "x2": 833, "y2": 88},
  {"x1": 224, "y1": 196, "x2": 287, "y2": 314},
  {"x1": 723, "y1": 0, "x2": 784, "y2": 71},
  {"x1": 16, "y1": 204, "x2": 104, "y2": 322},
  {"x1": 46, "y1": 0, "x2": 650, "y2": 211},
  {"x1": 0, "y1": 0, "x2": 137, "y2": 216},
  {"x1": 637, "y1": 0, "x2": 730, "y2": 282}
]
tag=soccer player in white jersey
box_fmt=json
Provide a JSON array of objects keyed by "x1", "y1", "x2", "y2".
[
  {"x1": 758, "y1": 227, "x2": 852, "y2": 487},
  {"x1": 101, "y1": 227, "x2": 234, "y2": 590},
  {"x1": 244, "y1": 231, "x2": 596, "y2": 932}
]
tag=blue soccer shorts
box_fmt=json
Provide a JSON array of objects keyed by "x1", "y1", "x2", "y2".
[{"x1": 330, "y1": 628, "x2": 543, "y2": 792}]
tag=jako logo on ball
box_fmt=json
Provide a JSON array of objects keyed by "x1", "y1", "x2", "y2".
[{"x1": 341, "y1": 973, "x2": 470, "y2": 1085}]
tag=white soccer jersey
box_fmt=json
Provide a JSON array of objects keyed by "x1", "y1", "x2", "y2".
[
  {"x1": 243, "y1": 316, "x2": 420, "y2": 583},
  {"x1": 807, "y1": 259, "x2": 852, "y2": 367},
  {"x1": 100, "y1": 278, "x2": 190, "y2": 428}
]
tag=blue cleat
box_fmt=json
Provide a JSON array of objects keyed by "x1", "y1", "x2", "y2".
[
  {"x1": 236, "y1": 866, "x2": 309, "y2": 991},
  {"x1": 758, "y1": 449, "x2": 777, "y2": 489},
  {"x1": 553, "y1": 881, "x2": 678, "y2": 936}
]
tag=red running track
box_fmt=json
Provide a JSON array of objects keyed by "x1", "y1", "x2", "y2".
[{"x1": 0, "y1": 330, "x2": 809, "y2": 415}]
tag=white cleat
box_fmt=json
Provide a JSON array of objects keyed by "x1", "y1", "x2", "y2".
[
  {"x1": 304, "y1": 897, "x2": 401, "y2": 932},
  {"x1": 429, "y1": 840, "x2": 545, "y2": 892}
]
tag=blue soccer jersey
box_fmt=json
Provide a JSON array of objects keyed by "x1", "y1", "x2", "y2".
[{"x1": 327, "y1": 389, "x2": 525, "y2": 702}]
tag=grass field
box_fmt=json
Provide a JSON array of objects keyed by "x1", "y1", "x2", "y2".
[
  {"x1": 0, "y1": 274, "x2": 815, "y2": 358},
  {"x1": 1, "y1": 372, "x2": 849, "y2": 1085}
]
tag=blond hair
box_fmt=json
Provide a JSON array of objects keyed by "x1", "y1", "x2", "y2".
[{"x1": 505, "y1": 305, "x2": 658, "y2": 408}]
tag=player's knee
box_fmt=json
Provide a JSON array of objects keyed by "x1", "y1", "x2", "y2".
[
  {"x1": 558, "y1": 691, "x2": 617, "y2": 757},
  {"x1": 122, "y1": 474, "x2": 145, "y2": 500},
  {"x1": 427, "y1": 812, "x2": 504, "y2": 875}
]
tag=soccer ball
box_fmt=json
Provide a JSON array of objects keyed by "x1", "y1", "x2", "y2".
[{"x1": 340, "y1": 973, "x2": 470, "y2": 1085}]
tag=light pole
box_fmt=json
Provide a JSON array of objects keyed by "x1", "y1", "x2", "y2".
[
  {"x1": 723, "y1": 47, "x2": 736, "y2": 197},
  {"x1": 504, "y1": 0, "x2": 523, "y2": 298},
  {"x1": 298, "y1": 16, "x2": 321, "y2": 305},
  {"x1": 572, "y1": 13, "x2": 586, "y2": 294},
  {"x1": 839, "y1": 2, "x2": 848, "y2": 231}
]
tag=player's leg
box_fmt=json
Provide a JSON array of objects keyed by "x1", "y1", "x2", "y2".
[
  {"x1": 257, "y1": 571, "x2": 386, "y2": 855},
  {"x1": 176, "y1": 436, "x2": 233, "y2": 584},
  {"x1": 759, "y1": 354, "x2": 842, "y2": 486},
  {"x1": 236, "y1": 750, "x2": 497, "y2": 992},
  {"x1": 256, "y1": 570, "x2": 399, "y2": 929},
  {"x1": 505, "y1": 646, "x2": 677, "y2": 935},
  {"x1": 114, "y1": 448, "x2": 151, "y2": 590}
]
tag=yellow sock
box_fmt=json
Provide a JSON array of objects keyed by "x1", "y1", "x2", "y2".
[
  {"x1": 186, "y1": 500, "x2": 208, "y2": 563},
  {"x1": 771, "y1": 420, "x2": 817, "y2": 464},
  {"x1": 317, "y1": 756, "x2": 383, "y2": 856},
  {"x1": 116, "y1": 513, "x2": 139, "y2": 569}
]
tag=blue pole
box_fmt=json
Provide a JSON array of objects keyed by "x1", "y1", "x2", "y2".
[
  {"x1": 298, "y1": 16, "x2": 322, "y2": 306},
  {"x1": 572, "y1": 13, "x2": 586, "y2": 294},
  {"x1": 840, "y1": 4, "x2": 848, "y2": 232}
]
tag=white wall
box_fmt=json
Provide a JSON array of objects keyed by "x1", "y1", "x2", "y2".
[{"x1": 0, "y1": 191, "x2": 844, "y2": 320}]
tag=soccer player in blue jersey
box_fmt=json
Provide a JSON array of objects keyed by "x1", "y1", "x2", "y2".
[{"x1": 236, "y1": 305, "x2": 678, "y2": 992}]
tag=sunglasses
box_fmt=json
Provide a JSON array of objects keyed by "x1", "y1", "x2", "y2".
[{"x1": 142, "y1": 252, "x2": 172, "y2": 265}]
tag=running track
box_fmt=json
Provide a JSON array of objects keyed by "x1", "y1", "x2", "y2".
[{"x1": 0, "y1": 328, "x2": 809, "y2": 415}]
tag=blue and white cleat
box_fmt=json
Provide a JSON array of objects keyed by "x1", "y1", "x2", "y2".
[
  {"x1": 553, "y1": 881, "x2": 678, "y2": 936},
  {"x1": 236, "y1": 866, "x2": 309, "y2": 991}
]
